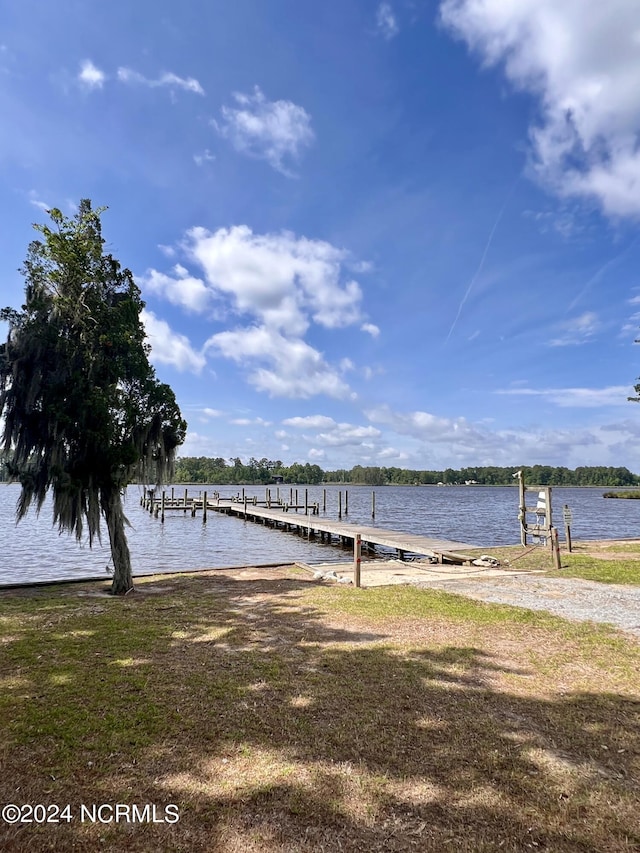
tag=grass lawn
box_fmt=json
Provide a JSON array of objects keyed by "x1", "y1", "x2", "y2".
[
  {"x1": 466, "y1": 541, "x2": 640, "y2": 585},
  {"x1": 1, "y1": 566, "x2": 639, "y2": 852}
]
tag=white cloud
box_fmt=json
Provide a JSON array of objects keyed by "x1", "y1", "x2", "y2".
[
  {"x1": 140, "y1": 264, "x2": 211, "y2": 314},
  {"x1": 216, "y1": 86, "x2": 314, "y2": 175},
  {"x1": 495, "y1": 385, "x2": 632, "y2": 408},
  {"x1": 376, "y1": 3, "x2": 399, "y2": 39},
  {"x1": 205, "y1": 326, "x2": 352, "y2": 399},
  {"x1": 145, "y1": 224, "x2": 371, "y2": 400},
  {"x1": 141, "y1": 309, "x2": 206, "y2": 373},
  {"x1": 117, "y1": 67, "x2": 204, "y2": 95},
  {"x1": 361, "y1": 322, "x2": 380, "y2": 337},
  {"x1": 283, "y1": 415, "x2": 337, "y2": 429},
  {"x1": 78, "y1": 59, "x2": 106, "y2": 89},
  {"x1": 202, "y1": 408, "x2": 223, "y2": 418},
  {"x1": 182, "y1": 224, "x2": 364, "y2": 333},
  {"x1": 548, "y1": 311, "x2": 599, "y2": 346},
  {"x1": 440, "y1": 0, "x2": 640, "y2": 217},
  {"x1": 309, "y1": 448, "x2": 325, "y2": 459},
  {"x1": 316, "y1": 424, "x2": 381, "y2": 447}
]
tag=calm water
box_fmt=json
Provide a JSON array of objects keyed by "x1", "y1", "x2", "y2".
[{"x1": 1, "y1": 483, "x2": 639, "y2": 586}]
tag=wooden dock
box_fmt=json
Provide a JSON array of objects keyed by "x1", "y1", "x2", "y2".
[{"x1": 141, "y1": 490, "x2": 478, "y2": 587}]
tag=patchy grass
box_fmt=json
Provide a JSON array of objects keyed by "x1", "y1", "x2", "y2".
[
  {"x1": 0, "y1": 567, "x2": 639, "y2": 852},
  {"x1": 466, "y1": 541, "x2": 640, "y2": 585},
  {"x1": 546, "y1": 554, "x2": 640, "y2": 585}
]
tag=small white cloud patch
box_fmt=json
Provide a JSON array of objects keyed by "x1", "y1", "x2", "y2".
[
  {"x1": 78, "y1": 59, "x2": 106, "y2": 89},
  {"x1": 217, "y1": 86, "x2": 314, "y2": 175}
]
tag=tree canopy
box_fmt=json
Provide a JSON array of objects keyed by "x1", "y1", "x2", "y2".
[{"x1": 0, "y1": 201, "x2": 186, "y2": 594}]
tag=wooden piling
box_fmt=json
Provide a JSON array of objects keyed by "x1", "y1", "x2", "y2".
[
  {"x1": 184, "y1": 488, "x2": 188, "y2": 515},
  {"x1": 551, "y1": 527, "x2": 561, "y2": 570},
  {"x1": 345, "y1": 490, "x2": 348, "y2": 514},
  {"x1": 203, "y1": 491, "x2": 207, "y2": 523},
  {"x1": 338, "y1": 490, "x2": 342, "y2": 519},
  {"x1": 161, "y1": 491, "x2": 166, "y2": 523},
  {"x1": 323, "y1": 488, "x2": 326, "y2": 512},
  {"x1": 354, "y1": 533, "x2": 362, "y2": 588},
  {"x1": 372, "y1": 491, "x2": 376, "y2": 519}
]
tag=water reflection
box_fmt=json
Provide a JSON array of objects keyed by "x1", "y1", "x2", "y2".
[{"x1": 1, "y1": 483, "x2": 638, "y2": 586}]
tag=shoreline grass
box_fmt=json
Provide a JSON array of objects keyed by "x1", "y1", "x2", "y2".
[{"x1": 1, "y1": 567, "x2": 639, "y2": 852}]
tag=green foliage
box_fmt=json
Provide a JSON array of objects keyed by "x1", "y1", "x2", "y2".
[
  {"x1": 0, "y1": 201, "x2": 186, "y2": 593},
  {"x1": 171, "y1": 458, "x2": 639, "y2": 487}
]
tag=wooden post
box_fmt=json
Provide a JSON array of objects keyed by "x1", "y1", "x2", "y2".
[
  {"x1": 295, "y1": 488, "x2": 298, "y2": 509},
  {"x1": 161, "y1": 490, "x2": 166, "y2": 523},
  {"x1": 305, "y1": 488, "x2": 308, "y2": 513},
  {"x1": 563, "y1": 504, "x2": 572, "y2": 553},
  {"x1": 354, "y1": 533, "x2": 362, "y2": 588},
  {"x1": 290, "y1": 487, "x2": 293, "y2": 504},
  {"x1": 323, "y1": 488, "x2": 326, "y2": 512},
  {"x1": 372, "y1": 491, "x2": 376, "y2": 519},
  {"x1": 171, "y1": 487, "x2": 174, "y2": 501},
  {"x1": 517, "y1": 472, "x2": 526, "y2": 545},
  {"x1": 338, "y1": 490, "x2": 342, "y2": 519},
  {"x1": 184, "y1": 488, "x2": 188, "y2": 514},
  {"x1": 244, "y1": 495, "x2": 247, "y2": 520},
  {"x1": 551, "y1": 527, "x2": 561, "y2": 570},
  {"x1": 203, "y1": 491, "x2": 207, "y2": 523},
  {"x1": 345, "y1": 490, "x2": 348, "y2": 515}
]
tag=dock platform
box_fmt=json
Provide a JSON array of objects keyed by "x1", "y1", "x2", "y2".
[{"x1": 141, "y1": 491, "x2": 478, "y2": 585}]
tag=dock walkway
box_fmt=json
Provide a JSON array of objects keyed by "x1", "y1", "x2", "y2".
[{"x1": 142, "y1": 493, "x2": 477, "y2": 581}]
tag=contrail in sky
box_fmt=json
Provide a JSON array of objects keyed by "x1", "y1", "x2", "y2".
[
  {"x1": 445, "y1": 176, "x2": 520, "y2": 344},
  {"x1": 569, "y1": 233, "x2": 639, "y2": 311}
]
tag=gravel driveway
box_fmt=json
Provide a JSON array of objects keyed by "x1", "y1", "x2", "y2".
[{"x1": 411, "y1": 574, "x2": 640, "y2": 637}]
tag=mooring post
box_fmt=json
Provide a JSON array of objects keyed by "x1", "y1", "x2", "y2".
[
  {"x1": 290, "y1": 487, "x2": 293, "y2": 504},
  {"x1": 244, "y1": 495, "x2": 247, "y2": 520},
  {"x1": 354, "y1": 533, "x2": 362, "y2": 588},
  {"x1": 203, "y1": 491, "x2": 207, "y2": 523},
  {"x1": 171, "y1": 487, "x2": 174, "y2": 501},
  {"x1": 323, "y1": 488, "x2": 326, "y2": 512},
  {"x1": 295, "y1": 488, "x2": 298, "y2": 510},
  {"x1": 551, "y1": 527, "x2": 562, "y2": 570},
  {"x1": 345, "y1": 490, "x2": 348, "y2": 515},
  {"x1": 563, "y1": 504, "x2": 572, "y2": 553},
  {"x1": 372, "y1": 491, "x2": 376, "y2": 519},
  {"x1": 338, "y1": 490, "x2": 342, "y2": 519},
  {"x1": 184, "y1": 488, "x2": 188, "y2": 515},
  {"x1": 305, "y1": 488, "x2": 308, "y2": 513},
  {"x1": 161, "y1": 491, "x2": 166, "y2": 523}
]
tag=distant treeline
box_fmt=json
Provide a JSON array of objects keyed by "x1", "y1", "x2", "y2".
[{"x1": 172, "y1": 457, "x2": 640, "y2": 487}]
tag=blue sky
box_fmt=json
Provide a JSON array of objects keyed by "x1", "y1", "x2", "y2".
[{"x1": 3, "y1": 0, "x2": 640, "y2": 471}]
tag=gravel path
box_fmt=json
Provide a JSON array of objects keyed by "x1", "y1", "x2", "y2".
[{"x1": 411, "y1": 574, "x2": 640, "y2": 637}]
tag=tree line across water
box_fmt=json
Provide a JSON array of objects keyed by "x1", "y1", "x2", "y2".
[{"x1": 167, "y1": 457, "x2": 640, "y2": 487}]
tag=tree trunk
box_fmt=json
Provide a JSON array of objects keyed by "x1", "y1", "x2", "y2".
[{"x1": 102, "y1": 487, "x2": 134, "y2": 595}]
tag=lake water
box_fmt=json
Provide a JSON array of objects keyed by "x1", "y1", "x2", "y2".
[{"x1": 1, "y1": 483, "x2": 639, "y2": 586}]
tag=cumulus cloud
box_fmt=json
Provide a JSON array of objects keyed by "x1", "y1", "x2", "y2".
[
  {"x1": 141, "y1": 309, "x2": 206, "y2": 373},
  {"x1": 117, "y1": 67, "x2": 204, "y2": 95},
  {"x1": 204, "y1": 326, "x2": 351, "y2": 399},
  {"x1": 140, "y1": 264, "x2": 211, "y2": 314},
  {"x1": 182, "y1": 224, "x2": 364, "y2": 333},
  {"x1": 216, "y1": 86, "x2": 314, "y2": 175},
  {"x1": 143, "y1": 224, "x2": 372, "y2": 400},
  {"x1": 440, "y1": 0, "x2": 640, "y2": 217},
  {"x1": 283, "y1": 415, "x2": 337, "y2": 429},
  {"x1": 376, "y1": 3, "x2": 399, "y2": 39},
  {"x1": 78, "y1": 59, "x2": 106, "y2": 89}
]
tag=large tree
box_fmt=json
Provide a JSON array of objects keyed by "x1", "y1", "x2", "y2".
[{"x1": 0, "y1": 201, "x2": 186, "y2": 594}]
